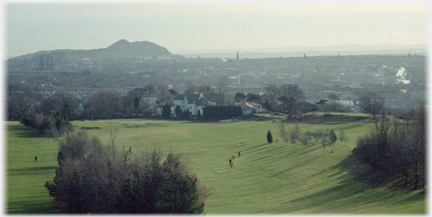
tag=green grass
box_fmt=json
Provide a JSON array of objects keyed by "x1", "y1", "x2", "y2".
[{"x1": 6, "y1": 113, "x2": 426, "y2": 214}]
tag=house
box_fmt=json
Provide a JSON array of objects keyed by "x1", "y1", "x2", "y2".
[
  {"x1": 235, "y1": 101, "x2": 263, "y2": 115},
  {"x1": 173, "y1": 92, "x2": 210, "y2": 117}
]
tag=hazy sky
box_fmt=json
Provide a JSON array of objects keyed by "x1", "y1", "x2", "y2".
[{"x1": 5, "y1": 1, "x2": 429, "y2": 57}]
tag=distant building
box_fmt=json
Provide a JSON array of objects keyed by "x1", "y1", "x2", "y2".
[
  {"x1": 173, "y1": 92, "x2": 210, "y2": 116},
  {"x1": 235, "y1": 101, "x2": 263, "y2": 115}
]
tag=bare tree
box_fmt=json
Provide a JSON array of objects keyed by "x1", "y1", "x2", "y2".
[
  {"x1": 214, "y1": 82, "x2": 229, "y2": 105},
  {"x1": 315, "y1": 99, "x2": 327, "y2": 112},
  {"x1": 278, "y1": 84, "x2": 305, "y2": 118},
  {"x1": 265, "y1": 84, "x2": 279, "y2": 111},
  {"x1": 289, "y1": 123, "x2": 300, "y2": 147},
  {"x1": 321, "y1": 132, "x2": 328, "y2": 151},
  {"x1": 329, "y1": 129, "x2": 337, "y2": 153},
  {"x1": 357, "y1": 92, "x2": 385, "y2": 120},
  {"x1": 156, "y1": 84, "x2": 173, "y2": 106},
  {"x1": 279, "y1": 123, "x2": 289, "y2": 143},
  {"x1": 328, "y1": 93, "x2": 342, "y2": 112},
  {"x1": 339, "y1": 127, "x2": 348, "y2": 146},
  {"x1": 108, "y1": 124, "x2": 119, "y2": 160},
  {"x1": 300, "y1": 136, "x2": 309, "y2": 150}
]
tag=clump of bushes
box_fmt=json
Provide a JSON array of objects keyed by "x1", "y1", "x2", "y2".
[
  {"x1": 20, "y1": 111, "x2": 72, "y2": 139},
  {"x1": 45, "y1": 130, "x2": 210, "y2": 213},
  {"x1": 352, "y1": 103, "x2": 425, "y2": 189}
]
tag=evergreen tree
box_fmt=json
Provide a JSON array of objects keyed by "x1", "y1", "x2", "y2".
[
  {"x1": 162, "y1": 104, "x2": 171, "y2": 119},
  {"x1": 197, "y1": 109, "x2": 201, "y2": 120},
  {"x1": 267, "y1": 130, "x2": 273, "y2": 143},
  {"x1": 175, "y1": 105, "x2": 183, "y2": 118}
]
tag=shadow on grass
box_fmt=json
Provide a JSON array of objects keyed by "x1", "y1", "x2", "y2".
[
  {"x1": 8, "y1": 166, "x2": 58, "y2": 176},
  {"x1": 7, "y1": 124, "x2": 44, "y2": 138},
  {"x1": 297, "y1": 114, "x2": 370, "y2": 125},
  {"x1": 287, "y1": 154, "x2": 426, "y2": 213},
  {"x1": 246, "y1": 115, "x2": 282, "y2": 122},
  {"x1": 240, "y1": 143, "x2": 269, "y2": 153},
  {"x1": 7, "y1": 199, "x2": 59, "y2": 214}
]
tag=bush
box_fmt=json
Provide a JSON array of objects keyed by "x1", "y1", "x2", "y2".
[{"x1": 45, "y1": 131, "x2": 210, "y2": 213}]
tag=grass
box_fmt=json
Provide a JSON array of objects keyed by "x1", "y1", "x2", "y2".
[{"x1": 6, "y1": 113, "x2": 426, "y2": 214}]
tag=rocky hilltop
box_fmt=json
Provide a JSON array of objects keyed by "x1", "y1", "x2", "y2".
[{"x1": 9, "y1": 39, "x2": 183, "y2": 61}]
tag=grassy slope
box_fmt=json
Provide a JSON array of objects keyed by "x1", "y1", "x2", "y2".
[{"x1": 6, "y1": 113, "x2": 425, "y2": 214}]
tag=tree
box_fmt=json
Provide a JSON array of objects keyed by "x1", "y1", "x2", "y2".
[
  {"x1": 315, "y1": 99, "x2": 327, "y2": 112},
  {"x1": 321, "y1": 132, "x2": 328, "y2": 151},
  {"x1": 234, "y1": 92, "x2": 246, "y2": 102},
  {"x1": 168, "y1": 89, "x2": 178, "y2": 97},
  {"x1": 278, "y1": 84, "x2": 305, "y2": 118},
  {"x1": 328, "y1": 93, "x2": 342, "y2": 112},
  {"x1": 329, "y1": 129, "x2": 337, "y2": 152},
  {"x1": 46, "y1": 131, "x2": 210, "y2": 213},
  {"x1": 214, "y1": 83, "x2": 229, "y2": 105},
  {"x1": 85, "y1": 91, "x2": 122, "y2": 119},
  {"x1": 279, "y1": 123, "x2": 288, "y2": 143},
  {"x1": 267, "y1": 130, "x2": 273, "y2": 144},
  {"x1": 246, "y1": 93, "x2": 262, "y2": 104},
  {"x1": 196, "y1": 109, "x2": 202, "y2": 120},
  {"x1": 339, "y1": 127, "x2": 348, "y2": 146},
  {"x1": 289, "y1": 123, "x2": 300, "y2": 146},
  {"x1": 143, "y1": 84, "x2": 156, "y2": 97},
  {"x1": 351, "y1": 103, "x2": 426, "y2": 189},
  {"x1": 184, "y1": 109, "x2": 191, "y2": 120},
  {"x1": 133, "y1": 95, "x2": 141, "y2": 113},
  {"x1": 162, "y1": 104, "x2": 171, "y2": 119},
  {"x1": 264, "y1": 84, "x2": 279, "y2": 110},
  {"x1": 175, "y1": 105, "x2": 183, "y2": 118},
  {"x1": 157, "y1": 85, "x2": 173, "y2": 106},
  {"x1": 357, "y1": 92, "x2": 385, "y2": 120}
]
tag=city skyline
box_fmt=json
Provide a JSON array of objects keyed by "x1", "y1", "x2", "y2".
[{"x1": 5, "y1": 1, "x2": 428, "y2": 58}]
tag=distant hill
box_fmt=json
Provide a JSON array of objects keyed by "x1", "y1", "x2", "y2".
[{"x1": 9, "y1": 39, "x2": 184, "y2": 61}]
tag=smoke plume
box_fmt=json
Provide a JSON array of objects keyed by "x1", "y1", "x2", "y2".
[{"x1": 396, "y1": 67, "x2": 411, "y2": 84}]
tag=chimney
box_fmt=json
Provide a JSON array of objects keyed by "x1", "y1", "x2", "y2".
[{"x1": 199, "y1": 93, "x2": 203, "y2": 98}]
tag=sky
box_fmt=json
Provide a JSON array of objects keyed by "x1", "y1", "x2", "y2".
[{"x1": 4, "y1": 1, "x2": 429, "y2": 58}]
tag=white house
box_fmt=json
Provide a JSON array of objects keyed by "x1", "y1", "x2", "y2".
[
  {"x1": 173, "y1": 92, "x2": 210, "y2": 117},
  {"x1": 235, "y1": 101, "x2": 263, "y2": 115}
]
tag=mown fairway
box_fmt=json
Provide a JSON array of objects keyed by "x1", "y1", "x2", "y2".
[{"x1": 6, "y1": 113, "x2": 425, "y2": 214}]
